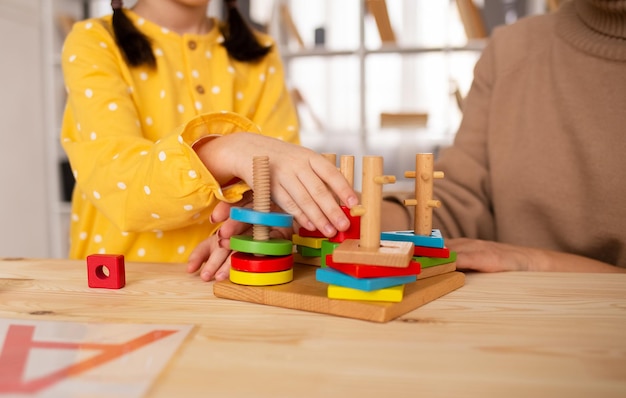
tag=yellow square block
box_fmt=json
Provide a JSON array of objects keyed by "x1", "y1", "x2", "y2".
[
  {"x1": 292, "y1": 234, "x2": 327, "y2": 249},
  {"x1": 327, "y1": 284, "x2": 404, "y2": 303}
]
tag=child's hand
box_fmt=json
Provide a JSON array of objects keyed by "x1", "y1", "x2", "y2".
[
  {"x1": 188, "y1": 199, "x2": 295, "y2": 281},
  {"x1": 187, "y1": 233, "x2": 232, "y2": 281},
  {"x1": 196, "y1": 133, "x2": 359, "y2": 238},
  {"x1": 186, "y1": 199, "x2": 251, "y2": 281}
]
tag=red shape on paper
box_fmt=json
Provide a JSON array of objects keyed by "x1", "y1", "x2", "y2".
[{"x1": 0, "y1": 324, "x2": 177, "y2": 394}]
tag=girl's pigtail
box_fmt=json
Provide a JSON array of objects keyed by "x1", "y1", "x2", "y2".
[
  {"x1": 111, "y1": 0, "x2": 156, "y2": 68},
  {"x1": 221, "y1": 0, "x2": 271, "y2": 62}
]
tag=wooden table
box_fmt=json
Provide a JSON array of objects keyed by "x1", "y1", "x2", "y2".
[{"x1": 1, "y1": 258, "x2": 625, "y2": 398}]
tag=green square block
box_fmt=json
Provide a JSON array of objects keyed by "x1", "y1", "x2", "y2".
[
  {"x1": 320, "y1": 240, "x2": 341, "y2": 267},
  {"x1": 413, "y1": 251, "x2": 457, "y2": 268},
  {"x1": 296, "y1": 245, "x2": 322, "y2": 257}
]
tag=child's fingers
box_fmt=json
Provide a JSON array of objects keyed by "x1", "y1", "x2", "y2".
[
  {"x1": 188, "y1": 234, "x2": 233, "y2": 281},
  {"x1": 211, "y1": 191, "x2": 253, "y2": 224},
  {"x1": 273, "y1": 174, "x2": 349, "y2": 238},
  {"x1": 270, "y1": 183, "x2": 322, "y2": 235},
  {"x1": 200, "y1": 247, "x2": 232, "y2": 281},
  {"x1": 217, "y1": 217, "x2": 253, "y2": 241},
  {"x1": 187, "y1": 236, "x2": 214, "y2": 273},
  {"x1": 213, "y1": 258, "x2": 232, "y2": 281},
  {"x1": 310, "y1": 157, "x2": 359, "y2": 208},
  {"x1": 287, "y1": 160, "x2": 353, "y2": 235},
  {"x1": 268, "y1": 225, "x2": 294, "y2": 240},
  {"x1": 210, "y1": 201, "x2": 233, "y2": 224},
  {"x1": 300, "y1": 170, "x2": 352, "y2": 231}
]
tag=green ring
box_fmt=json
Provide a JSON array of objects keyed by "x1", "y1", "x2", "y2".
[{"x1": 230, "y1": 235, "x2": 293, "y2": 256}]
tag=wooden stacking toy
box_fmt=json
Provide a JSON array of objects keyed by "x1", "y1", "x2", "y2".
[{"x1": 228, "y1": 156, "x2": 294, "y2": 286}]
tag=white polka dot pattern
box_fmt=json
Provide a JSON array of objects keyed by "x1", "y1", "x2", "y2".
[{"x1": 60, "y1": 16, "x2": 298, "y2": 263}]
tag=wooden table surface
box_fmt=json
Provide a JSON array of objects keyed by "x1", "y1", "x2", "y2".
[{"x1": 1, "y1": 258, "x2": 625, "y2": 398}]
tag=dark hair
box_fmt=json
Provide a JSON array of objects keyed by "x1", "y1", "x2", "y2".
[
  {"x1": 110, "y1": 0, "x2": 271, "y2": 68},
  {"x1": 111, "y1": 0, "x2": 156, "y2": 67},
  {"x1": 220, "y1": 0, "x2": 271, "y2": 61}
]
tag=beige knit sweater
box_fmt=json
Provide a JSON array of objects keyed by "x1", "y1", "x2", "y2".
[{"x1": 432, "y1": 0, "x2": 626, "y2": 267}]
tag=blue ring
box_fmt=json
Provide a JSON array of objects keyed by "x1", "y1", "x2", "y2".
[{"x1": 230, "y1": 207, "x2": 293, "y2": 228}]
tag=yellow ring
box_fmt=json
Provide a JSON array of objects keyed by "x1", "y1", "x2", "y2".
[{"x1": 229, "y1": 267, "x2": 293, "y2": 286}]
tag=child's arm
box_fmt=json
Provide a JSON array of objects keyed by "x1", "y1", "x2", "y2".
[{"x1": 194, "y1": 132, "x2": 359, "y2": 238}]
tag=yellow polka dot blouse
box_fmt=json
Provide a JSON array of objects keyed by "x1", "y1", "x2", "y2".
[{"x1": 60, "y1": 11, "x2": 299, "y2": 263}]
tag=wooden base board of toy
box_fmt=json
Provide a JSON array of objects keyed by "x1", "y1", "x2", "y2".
[{"x1": 213, "y1": 263, "x2": 465, "y2": 323}]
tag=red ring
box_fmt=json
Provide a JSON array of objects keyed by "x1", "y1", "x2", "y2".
[{"x1": 231, "y1": 252, "x2": 293, "y2": 273}]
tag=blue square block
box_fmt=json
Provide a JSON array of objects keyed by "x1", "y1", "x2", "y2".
[
  {"x1": 315, "y1": 267, "x2": 416, "y2": 292},
  {"x1": 380, "y1": 229, "x2": 445, "y2": 249}
]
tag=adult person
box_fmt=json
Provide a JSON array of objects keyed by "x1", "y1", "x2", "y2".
[{"x1": 408, "y1": 0, "x2": 626, "y2": 272}]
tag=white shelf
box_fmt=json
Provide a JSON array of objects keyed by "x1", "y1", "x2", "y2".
[
  {"x1": 274, "y1": 0, "x2": 479, "y2": 160},
  {"x1": 42, "y1": 0, "x2": 87, "y2": 258},
  {"x1": 282, "y1": 40, "x2": 487, "y2": 59}
]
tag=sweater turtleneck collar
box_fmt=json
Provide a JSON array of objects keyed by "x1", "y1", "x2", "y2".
[
  {"x1": 577, "y1": 0, "x2": 626, "y2": 39},
  {"x1": 557, "y1": 0, "x2": 626, "y2": 60}
]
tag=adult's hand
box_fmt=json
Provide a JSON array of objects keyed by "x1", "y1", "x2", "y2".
[{"x1": 447, "y1": 238, "x2": 625, "y2": 273}]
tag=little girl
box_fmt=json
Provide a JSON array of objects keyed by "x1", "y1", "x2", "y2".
[{"x1": 61, "y1": 0, "x2": 358, "y2": 281}]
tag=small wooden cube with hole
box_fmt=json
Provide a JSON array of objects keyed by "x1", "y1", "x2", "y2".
[{"x1": 87, "y1": 254, "x2": 125, "y2": 289}]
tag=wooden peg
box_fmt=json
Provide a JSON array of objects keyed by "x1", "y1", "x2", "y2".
[
  {"x1": 321, "y1": 153, "x2": 337, "y2": 165},
  {"x1": 361, "y1": 156, "x2": 395, "y2": 250},
  {"x1": 323, "y1": 153, "x2": 356, "y2": 205},
  {"x1": 320, "y1": 153, "x2": 340, "y2": 206},
  {"x1": 252, "y1": 156, "x2": 271, "y2": 241},
  {"x1": 350, "y1": 206, "x2": 366, "y2": 217},
  {"x1": 329, "y1": 156, "x2": 413, "y2": 267},
  {"x1": 340, "y1": 155, "x2": 355, "y2": 188},
  {"x1": 403, "y1": 153, "x2": 444, "y2": 236}
]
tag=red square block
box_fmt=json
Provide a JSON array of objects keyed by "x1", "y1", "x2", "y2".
[
  {"x1": 326, "y1": 255, "x2": 421, "y2": 278},
  {"x1": 329, "y1": 206, "x2": 361, "y2": 243},
  {"x1": 87, "y1": 254, "x2": 126, "y2": 289},
  {"x1": 297, "y1": 226, "x2": 326, "y2": 238},
  {"x1": 413, "y1": 245, "x2": 450, "y2": 258}
]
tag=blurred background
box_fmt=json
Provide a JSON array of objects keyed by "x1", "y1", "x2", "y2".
[{"x1": 0, "y1": 0, "x2": 554, "y2": 258}]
